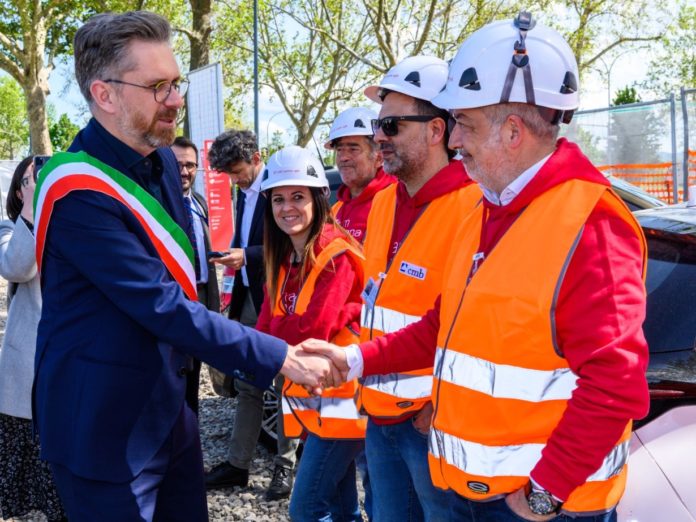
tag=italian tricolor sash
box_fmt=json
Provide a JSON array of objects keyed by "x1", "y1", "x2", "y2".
[{"x1": 33, "y1": 151, "x2": 197, "y2": 301}]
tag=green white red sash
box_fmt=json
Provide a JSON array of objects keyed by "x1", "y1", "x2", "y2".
[{"x1": 34, "y1": 151, "x2": 197, "y2": 300}]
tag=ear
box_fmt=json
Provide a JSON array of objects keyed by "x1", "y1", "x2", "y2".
[
  {"x1": 429, "y1": 117, "x2": 447, "y2": 147},
  {"x1": 90, "y1": 80, "x2": 119, "y2": 115},
  {"x1": 502, "y1": 114, "x2": 525, "y2": 150},
  {"x1": 373, "y1": 148, "x2": 384, "y2": 169},
  {"x1": 251, "y1": 151, "x2": 262, "y2": 166}
]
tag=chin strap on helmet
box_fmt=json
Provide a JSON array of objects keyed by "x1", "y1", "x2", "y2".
[{"x1": 500, "y1": 11, "x2": 536, "y2": 105}]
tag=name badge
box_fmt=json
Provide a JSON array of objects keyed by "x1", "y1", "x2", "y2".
[
  {"x1": 399, "y1": 261, "x2": 427, "y2": 281},
  {"x1": 361, "y1": 277, "x2": 380, "y2": 311}
]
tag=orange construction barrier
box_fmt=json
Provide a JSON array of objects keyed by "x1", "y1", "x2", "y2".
[{"x1": 598, "y1": 151, "x2": 696, "y2": 204}]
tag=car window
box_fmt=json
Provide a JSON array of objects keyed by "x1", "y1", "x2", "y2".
[{"x1": 644, "y1": 236, "x2": 696, "y2": 353}]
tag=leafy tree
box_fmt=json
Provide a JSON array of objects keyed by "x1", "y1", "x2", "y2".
[
  {"x1": 613, "y1": 86, "x2": 640, "y2": 105},
  {"x1": 643, "y1": 2, "x2": 696, "y2": 95},
  {"x1": 49, "y1": 112, "x2": 80, "y2": 152},
  {"x1": 547, "y1": 0, "x2": 665, "y2": 77},
  {"x1": 215, "y1": 0, "x2": 373, "y2": 146},
  {"x1": 0, "y1": 76, "x2": 28, "y2": 159},
  {"x1": 608, "y1": 85, "x2": 663, "y2": 165},
  {"x1": 266, "y1": 129, "x2": 286, "y2": 157},
  {"x1": 0, "y1": 1, "x2": 96, "y2": 154}
]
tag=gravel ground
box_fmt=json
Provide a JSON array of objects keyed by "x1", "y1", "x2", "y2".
[{"x1": 1, "y1": 275, "x2": 366, "y2": 521}]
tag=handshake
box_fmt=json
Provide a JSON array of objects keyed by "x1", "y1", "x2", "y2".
[{"x1": 280, "y1": 339, "x2": 353, "y2": 395}]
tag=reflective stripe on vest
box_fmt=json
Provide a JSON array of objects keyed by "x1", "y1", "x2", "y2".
[
  {"x1": 280, "y1": 235, "x2": 367, "y2": 439},
  {"x1": 434, "y1": 348, "x2": 578, "y2": 402},
  {"x1": 430, "y1": 179, "x2": 646, "y2": 515},
  {"x1": 359, "y1": 183, "x2": 481, "y2": 418},
  {"x1": 429, "y1": 428, "x2": 629, "y2": 481}
]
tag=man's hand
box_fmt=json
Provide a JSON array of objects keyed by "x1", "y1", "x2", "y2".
[
  {"x1": 281, "y1": 343, "x2": 332, "y2": 395},
  {"x1": 211, "y1": 248, "x2": 245, "y2": 269},
  {"x1": 505, "y1": 487, "x2": 558, "y2": 521},
  {"x1": 412, "y1": 401, "x2": 434, "y2": 435},
  {"x1": 301, "y1": 339, "x2": 349, "y2": 386}
]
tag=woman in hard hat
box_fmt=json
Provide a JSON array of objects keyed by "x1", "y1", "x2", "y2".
[{"x1": 256, "y1": 145, "x2": 366, "y2": 521}]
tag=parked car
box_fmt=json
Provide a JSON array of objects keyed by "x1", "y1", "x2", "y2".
[
  {"x1": 607, "y1": 175, "x2": 666, "y2": 211},
  {"x1": 618, "y1": 203, "x2": 696, "y2": 521}
]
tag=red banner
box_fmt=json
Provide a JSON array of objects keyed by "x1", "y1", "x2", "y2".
[{"x1": 202, "y1": 140, "x2": 234, "y2": 251}]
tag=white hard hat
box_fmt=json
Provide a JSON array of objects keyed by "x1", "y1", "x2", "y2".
[
  {"x1": 324, "y1": 107, "x2": 377, "y2": 149},
  {"x1": 260, "y1": 146, "x2": 328, "y2": 192},
  {"x1": 364, "y1": 55, "x2": 449, "y2": 104},
  {"x1": 432, "y1": 12, "x2": 579, "y2": 123}
]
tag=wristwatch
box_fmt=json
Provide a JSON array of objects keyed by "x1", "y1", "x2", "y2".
[{"x1": 526, "y1": 482, "x2": 562, "y2": 516}]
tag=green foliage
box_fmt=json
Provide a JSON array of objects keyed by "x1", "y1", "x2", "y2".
[
  {"x1": 608, "y1": 102, "x2": 664, "y2": 165},
  {"x1": 613, "y1": 86, "x2": 641, "y2": 106},
  {"x1": 543, "y1": 0, "x2": 665, "y2": 78},
  {"x1": 0, "y1": 76, "x2": 28, "y2": 159},
  {"x1": 49, "y1": 113, "x2": 80, "y2": 152},
  {"x1": 266, "y1": 130, "x2": 286, "y2": 158},
  {"x1": 643, "y1": 2, "x2": 696, "y2": 95}
]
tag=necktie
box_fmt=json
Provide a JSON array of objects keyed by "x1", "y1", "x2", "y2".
[{"x1": 184, "y1": 196, "x2": 201, "y2": 280}]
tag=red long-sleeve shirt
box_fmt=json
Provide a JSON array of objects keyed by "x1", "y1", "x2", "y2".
[
  {"x1": 256, "y1": 224, "x2": 362, "y2": 345},
  {"x1": 360, "y1": 139, "x2": 649, "y2": 500},
  {"x1": 334, "y1": 168, "x2": 395, "y2": 243}
]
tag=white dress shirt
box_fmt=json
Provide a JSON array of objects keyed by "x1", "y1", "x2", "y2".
[{"x1": 240, "y1": 165, "x2": 264, "y2": 287}]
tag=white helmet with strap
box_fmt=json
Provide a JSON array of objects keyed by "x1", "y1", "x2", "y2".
[
  {"x1": 432, "y1": 12, "x2": 579, "y2": 124},
  {"x1": 364, "y1": 55, "x2": 449, "y2": 104},
  {"x1": 260, "y1": 145, "x2": 328, "y2": 192},
  {"x1": 324, "y1": 107, "x2": 377, "y2": 149}
]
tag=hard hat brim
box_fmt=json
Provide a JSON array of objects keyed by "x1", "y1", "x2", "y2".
[{"x1": 261, "y1": 179, "x2": 329, "y2": 192}]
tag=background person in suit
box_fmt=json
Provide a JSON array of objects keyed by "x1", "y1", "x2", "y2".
[
  {"x1": 33, "y1": 11, "x2": 332, "y2": 522},
  {"x1": 204, "y1": 130, "x2": 299, "y2": 501},
  {"x1": 171, "y1": 136, "x2": 220, "y2": 416},
  {"x1": 0, "y1": 157, "x2": 66, "y2": 522}
]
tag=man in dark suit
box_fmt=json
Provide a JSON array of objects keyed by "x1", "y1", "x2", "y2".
[
  {"x1": 32, "y1": 12, "x2": 332, "y2": 522},
  {"x1": 171, "y1": 136, "x2": 220, "y2": 416},
  {"x1": 204, "y1": 130, "x2": 298, "y2": 500}
]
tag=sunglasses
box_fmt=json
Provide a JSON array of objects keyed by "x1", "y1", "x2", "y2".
[{"x1": 371, "y1": 115, "x2": 437, "y2": 137}]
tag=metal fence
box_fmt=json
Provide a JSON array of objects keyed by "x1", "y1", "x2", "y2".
[{"x1": 562, "y1": 87, "x2": 696, "y2": 204}]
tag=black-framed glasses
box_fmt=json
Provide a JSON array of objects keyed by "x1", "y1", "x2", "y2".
[
  {"x1": 104, "y1": 78, "x2": 189, "y2": 103},
  {"x1": 177, "y1": 161, "x2": 198, "y2": 172},
  {"x1": 371, "y1": 115, "x2": 437, "y2": 137}
]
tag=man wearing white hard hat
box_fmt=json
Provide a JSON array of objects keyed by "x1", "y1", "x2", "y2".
[
  {"x1": 306, "y1": 12, "x2": 649, "y2": 522},
  {"x1": 345, "y1": 55, "x2": 481, "y2": 522},
  {"x1": 325, "y1": 107, "x2": 394, "y2": 243}
]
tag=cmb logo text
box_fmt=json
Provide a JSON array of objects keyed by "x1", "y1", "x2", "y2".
[{"x1": 399, "y1": 261, "x2": 427, "y2": 281}]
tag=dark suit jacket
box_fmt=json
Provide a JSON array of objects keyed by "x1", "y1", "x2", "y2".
[
  {"x1": 228, "y1": 189, "x2": 266, "y2": 319},
  {"x1": 191, "y1": 191, "x2": 220, "y2": 312},
  {"x1": 34, "y1": 118, "x2": 286, "y2": 482}
]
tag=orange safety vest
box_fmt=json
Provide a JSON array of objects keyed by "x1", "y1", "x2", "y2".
[
  {"x1": 331, "y1": 200, "x2": 343, "y2": 216},
  {"x1": 359, "y1": 183, "x2": 482, "y2": 418},
  {"x1": 280, "y1": 236, "x2": 367, "y2": 439},
  {"x1": 429, "y1": 180, "x2": 647, "y2": 515}
]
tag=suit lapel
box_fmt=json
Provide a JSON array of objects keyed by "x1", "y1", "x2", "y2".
[{"x1": 248, "y1": 193, "x2": 265, "y2": 243}]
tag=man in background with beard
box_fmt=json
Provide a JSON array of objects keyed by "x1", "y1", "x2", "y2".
[{"x1": 32, "y1": 11, "x2": 333, "y2": 522}]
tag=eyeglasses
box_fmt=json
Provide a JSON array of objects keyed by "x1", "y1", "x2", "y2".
[
  {"x1": 104, "y1": 78, "x2": 189, "y2": 103},
  {"x1": 371, "y1": 115, "x2": 437, "y2": 137},
  {"x1": 177, "y1": 161, "x2": 198, "y2": 172},
  {"x1": 20, "y1": 176, "x2": 32, "y2": 188}
]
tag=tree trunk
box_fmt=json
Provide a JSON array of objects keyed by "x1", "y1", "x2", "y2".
[
  {"x1": 24, "y1": 82, "x2": 52, "y2": 155},
  {"x1": 190, "y1": 0, "x2": 212, "y2": 71}
]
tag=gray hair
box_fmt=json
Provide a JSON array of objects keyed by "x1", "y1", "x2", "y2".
[
  {"x1": 482, "y1": 103, "x2": 560, "y2": 142},
  {"x1": 74, "y1": 11, "x2": 171, "y2": 104},
  {"x1": 208, "y1": 130, "x2": 259, "y2": 171}
]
